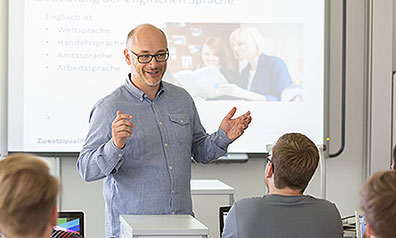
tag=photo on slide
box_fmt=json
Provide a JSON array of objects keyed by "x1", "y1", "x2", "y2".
[{"x1": 164, "y1": 22, "x2": 303, "y2": 102}]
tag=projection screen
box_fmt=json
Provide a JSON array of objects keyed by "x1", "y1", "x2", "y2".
[{"x1": 8, "y1": 0, "x2": 325, "y2": 153}]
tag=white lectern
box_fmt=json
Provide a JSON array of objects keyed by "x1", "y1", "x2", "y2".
[{"x1": 119, "y1": 215, "x2": 208, "y2": 238}]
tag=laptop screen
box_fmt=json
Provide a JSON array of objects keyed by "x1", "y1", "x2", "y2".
[
  {"x1": 355, "y1": 211, "x2": 366, "y2": 238},
  {"x1": 54, "y1": 211, "x2": 85, "y2": 237},
  {"x1": 219, "y1": 206, "x2": 231, "y2": 237}
]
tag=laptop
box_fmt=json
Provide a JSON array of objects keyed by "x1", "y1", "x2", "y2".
[
  {"x1": 219, "y1": 206, "x2": 231, "y2": 237},
  {"x1": 355, "y1": 210, "x2": 366, "y2": 238},
  {"x1": 55, "y1": 211, "x2": 85, "y2": 237}
]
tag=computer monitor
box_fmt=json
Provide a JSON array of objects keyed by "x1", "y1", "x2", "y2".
[
  {"x1": 55, "y1": 211, "x2": 85, "y2": 237},
  {"x1": 219, "y1": 206, "x2": 231, "y2": 237},
  {"x1": 355, "y1": 210, "x2": 366, "y2": 238}
]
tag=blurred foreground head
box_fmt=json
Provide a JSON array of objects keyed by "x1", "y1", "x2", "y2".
[
  {"x1": 0, "y1": 153, "x2": 59, "y2": 238},
  {"x1": 360, "y1": 170, "x2": 396, "y2": 238}
]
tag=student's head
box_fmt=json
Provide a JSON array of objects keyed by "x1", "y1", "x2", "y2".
[
  {"x1": 0, "y1": 153, "x2": 59, "y2": 238},
  {"x1": 200, "y1": 37, "x2": 235, "y2": 71},
  {"x1": 229, "y1": 27, "x2": 265, "y2": 61},
  {"x1": 124, "y1": 24, "x2": 168, "y2": 89},
  {"x1": 360, "y1": 171, "x2": 396, "y2": 238},
  {"x1": 266, "y1": 133, "x2": 319, "y2": 193},
  {"x1": 392, "y1": 144, "x2": 396, "y2": 170}
]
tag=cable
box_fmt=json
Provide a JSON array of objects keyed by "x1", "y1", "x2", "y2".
[{"x1": 330, "y1": 0, "x2": 347, "y2": 158}]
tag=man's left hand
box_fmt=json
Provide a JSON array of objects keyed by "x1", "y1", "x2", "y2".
[{"x1": 220, "y1": 107, "x2": 252, "y2": 141}]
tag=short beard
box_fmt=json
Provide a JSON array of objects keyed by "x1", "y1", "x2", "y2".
[{"x1": 132, "y1": 69, "x2": 161, "y2": 87}]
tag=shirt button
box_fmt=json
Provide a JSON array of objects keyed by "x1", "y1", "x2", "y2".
[
  {"x1": 152, "y1": 102, "x2": 155, "y2": 105},
  {"x1": 118, "y1": 154, "x2": 122, "y2": 158},
  {"x1": 180, "y1": 119, "x2": 184, "y2": 123},
  {"x1": 159, "y1": 121, "x2": 162, "y2": 125},
  {"x1": 172, "y1": 190, "x2": 175, "y2": 194},
  {"x1": 169, "y1": 165, "x2": 173, "y2": 170},
  {"x1": 164, "y1": 143, "x2": 168, "y2": 147}
]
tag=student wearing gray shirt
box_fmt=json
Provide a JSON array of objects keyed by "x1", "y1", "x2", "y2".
[
  {"x1": 77, "y1": 24, "x2": 252, "y2": 238},
  {"x1": 222, "y1": 133, "x2": 343, "y2": 238}
]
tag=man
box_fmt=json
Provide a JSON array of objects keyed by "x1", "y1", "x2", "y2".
[
  {"x1": 360, "y1": 170, "x2": 396, "y2": 238},
  {"x1": 0, "y1": 154, "x2": 81, "y2": 238},
  {"x1": 76, "y1": 24, "x2": 252, "y2": 238},
  {"x1": 222, "y1": 133, "x2": 343, "y2": 238}
]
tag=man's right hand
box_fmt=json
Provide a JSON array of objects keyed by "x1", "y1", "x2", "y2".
[{"x1": 112, "y1": 110, "x2": 134, "y2": 149}]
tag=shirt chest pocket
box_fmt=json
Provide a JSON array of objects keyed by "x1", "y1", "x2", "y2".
[{"x1": 169, "y1": 114, "x2": 192, "y2": 144}]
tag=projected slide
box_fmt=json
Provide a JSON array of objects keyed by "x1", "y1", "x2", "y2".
[
  {"x1": 8, "y1": 0, "x2": 324, "y2": 153},
  {"x1": 55, "y1": 217, "x2": 81, "y2": 234}
]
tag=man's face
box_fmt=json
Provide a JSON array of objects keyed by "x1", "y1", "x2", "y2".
[{"x1": 128, "y1": 27, "x2": 168, "y2": 89}]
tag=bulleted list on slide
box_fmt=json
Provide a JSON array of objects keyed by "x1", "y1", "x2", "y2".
[
  {"x1": 41, "y1": 13, "x2": 123, "y2": 74},
  {"x1": 21, "y1": 1, "x2": 134, "y2": 151}
]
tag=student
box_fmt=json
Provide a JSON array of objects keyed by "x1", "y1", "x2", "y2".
[
  {"x1": 360, "y1": 170, "x2": 396, "y2": 238},
  {"x1": 222, "y1": 133, "x2": 343, "y2": 238},
  {"x1": 77, "y1": 24, "x2": 252, "y2": 238},
  {"x1": 0, "y1": 154, "x2": 82, "y2": 238}
]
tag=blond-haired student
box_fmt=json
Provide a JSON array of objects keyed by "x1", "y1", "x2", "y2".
[{"x1": 0, "y1": 154, "x2": 82, "y2": 238}]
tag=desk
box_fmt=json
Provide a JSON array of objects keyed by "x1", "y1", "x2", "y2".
[
  {"x1": 190, "y1": 179, "x2": 235, "y2": 205},
  {"x1": 119, "y1": 215, "x2": 208, "y2": 238}
]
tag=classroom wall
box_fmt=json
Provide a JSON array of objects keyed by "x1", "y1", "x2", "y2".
[
  {"x1": 369, "y1": 0, "x2": 393, "y2": 173},
  {"x1": 0, "y1": 0, "x2": 7, "y2": 158},
  {"x1": 0, "y1": 0, "x2": 394, "y2": 238},
  {"x1": 394, "y1": 0, "x2": 396, "y2": 71}
]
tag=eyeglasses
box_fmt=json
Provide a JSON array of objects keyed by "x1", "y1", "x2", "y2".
[
  {"x1": 127, "y1": 48, "x2": 169, "y2": 64},
  {"x1": 266, "y1": 156, "x2": 272, "y2": 165},
  {"x1": 266, "y1": 154, "x2": 274, "y2": 171}
]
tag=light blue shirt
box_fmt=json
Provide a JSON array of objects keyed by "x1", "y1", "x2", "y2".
[{"x1": 77, "y1": 75, "x2": 231, "y2": 238}]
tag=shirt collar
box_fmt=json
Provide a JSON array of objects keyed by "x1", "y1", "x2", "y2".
[{"x1": 124, "y1": 74, "x2": 165, "y2": 101}]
